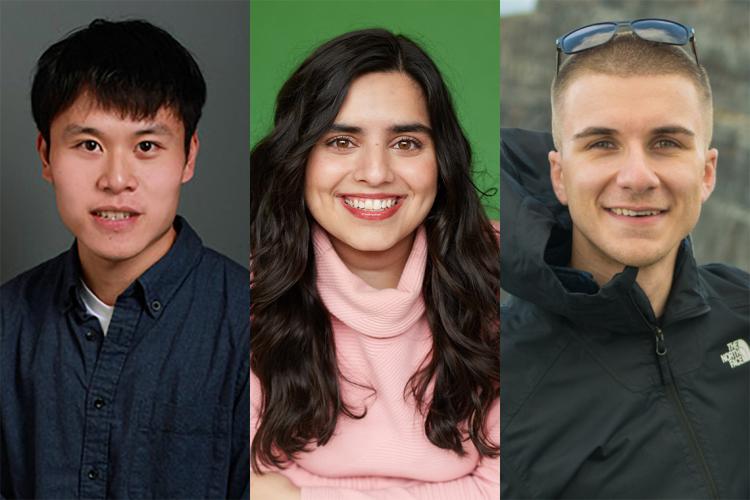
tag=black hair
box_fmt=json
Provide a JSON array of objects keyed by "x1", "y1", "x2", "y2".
[
  {"x1": 251, "y1": 28, "x2": 499, "y2": 471},
  {"x1": 31, "y1": 18, "x2": 206, "y2": 154}
]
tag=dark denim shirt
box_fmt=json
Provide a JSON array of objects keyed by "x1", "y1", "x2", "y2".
[{"x1": 0, "y1": 217, "x2": 249, "y2": 499}]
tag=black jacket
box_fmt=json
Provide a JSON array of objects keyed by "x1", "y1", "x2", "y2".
[{"x1": 500, "y1": 128, "x2": 750, "y2": 499}]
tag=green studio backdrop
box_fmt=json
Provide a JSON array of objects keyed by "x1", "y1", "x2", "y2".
[{"x1": 250, "y1": 0, "x2": 500, "y2": 219}]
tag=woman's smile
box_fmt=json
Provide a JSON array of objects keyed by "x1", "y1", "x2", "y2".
[{"x1": 305, "y1": 71, "x2": 438, "y2": 254}]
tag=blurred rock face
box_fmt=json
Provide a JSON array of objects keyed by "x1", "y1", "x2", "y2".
[{"x1": 501, "y1": 0, "x2": 750, "y2": 271}]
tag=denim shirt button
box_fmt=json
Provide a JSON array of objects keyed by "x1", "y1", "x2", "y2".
[
  {"x1": 94, "y1": 398, "x2": 105, "y2": 409},
  {"x1": 85, "y1": 330, "x2": 96, "y2": 341},
  {"x1": 151, "y1": 300, "x2": 162, "y2": 312},
  {"x1": 87, "y1": 468, "x2": 99, "y2": 480}
]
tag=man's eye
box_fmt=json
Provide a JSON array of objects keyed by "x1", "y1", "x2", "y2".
[
  {"x1": 393, "y1": 138, "x2": 422, "y2": 151},
  {"x1": 137, "y1": 141, "x2": 157, "y2": 153},
  {"x1": 589, "y1": 140, "x2": 616, "y2": 150},
  {"x1": 654, "y1": 139, "x2": 680, "y2": 149},
  {"x1": 327, "y1": 137, "x2": 355, "y2": 149},
  {"x1": 79, "y1": 140, "x2": 101, "y2": 152}
]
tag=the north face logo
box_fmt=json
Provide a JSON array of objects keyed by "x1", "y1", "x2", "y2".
[{"x1": 720, "y1": 339, "x2": 750, "y2": 368}]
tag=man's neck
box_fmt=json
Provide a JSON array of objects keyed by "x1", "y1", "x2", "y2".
[
  {"x1": 78, "y1": 227, "x2": 177, "y2": 306},
  {"x1": 633, "y1": 261, "x2": 676, "y2": 319},
  {"x1": 570, "y1": 240, "x2": 678, "y2": 319},
  {"x1": 330, "y1": 232, "x2": 415, "y2": 290}
]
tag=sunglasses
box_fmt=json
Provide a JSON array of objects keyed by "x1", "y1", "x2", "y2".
[{"x1": 555, "y1": 18, "x2": 699, "y2": 73}]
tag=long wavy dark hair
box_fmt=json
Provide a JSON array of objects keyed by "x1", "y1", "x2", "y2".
[{"x1": 250, "y1": 28, "x2": 499, "y2": 471}]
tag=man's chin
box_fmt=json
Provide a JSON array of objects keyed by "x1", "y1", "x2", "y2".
[
  {"x1": 77, "y1": 239, "x2": 143, "y2": 265},
  {"x1": 604, "y1": 244, "x2": 676, "y2": 270}
]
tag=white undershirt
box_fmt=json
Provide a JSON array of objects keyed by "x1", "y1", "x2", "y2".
[{"x1": 79, "y1": 279, "x2": 114, "y2": 335}]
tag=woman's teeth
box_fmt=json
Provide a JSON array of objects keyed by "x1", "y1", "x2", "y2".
[{"x1": 344, "y1": 197, "x2": 399, "y2": 211}]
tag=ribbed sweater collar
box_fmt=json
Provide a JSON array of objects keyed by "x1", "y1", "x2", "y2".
[{"x1": 313, "y1": 225, "x2": 427, "y2": 339}]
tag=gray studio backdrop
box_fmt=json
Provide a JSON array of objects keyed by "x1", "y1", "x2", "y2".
[
  {"x1": 0, "y1": 0, "x2": 249, "y2": 283},
  {"x1": 501, "y1": 0, "x2": 750, "y2": 272}
]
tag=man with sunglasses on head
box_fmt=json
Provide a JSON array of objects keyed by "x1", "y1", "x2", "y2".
[{"x1": 500, "y1": 19, "x2": 749, "y2": 499}]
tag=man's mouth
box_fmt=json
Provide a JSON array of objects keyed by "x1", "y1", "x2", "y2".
[
  {"x1": 92, "y1": 209, "x2": 139, "y2": 221},
  {"x1": 609, "y1": 207, "x2": 664, "y2": 217},
  {"x1": 343, "y1": 196, "x2": 401, "y2": 213}
]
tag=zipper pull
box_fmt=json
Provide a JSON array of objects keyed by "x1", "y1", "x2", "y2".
[
  {"x1": 654, "y1": 327, "x2": 673, "y2": 385},
  {"x1": 654, "y1": 327, "x2": 667, "y2": 356}
]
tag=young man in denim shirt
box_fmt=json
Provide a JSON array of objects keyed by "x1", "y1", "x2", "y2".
[{"x1": 1, "y1": 19, "x2": 249, "y2": 498}]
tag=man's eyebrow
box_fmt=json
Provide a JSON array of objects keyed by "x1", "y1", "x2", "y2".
[
  {"x1": 62, "y1": 124, "x2": 101, "y2": 138},
  {"x1": 328, "y1": 122, "x2": 433, "y2": 135},
  {"x1": 134, "y1": 124, "x2": 174, "y2": 137},
  {"x1": 572, "y1": 127, "x2": 618, "y2": 140},
  {"x1": 652, "y1": 125, "x2": 695, "y2": 137},
  {"x1": 61, "y1": 123, "x2": 175, "y2": 138}
]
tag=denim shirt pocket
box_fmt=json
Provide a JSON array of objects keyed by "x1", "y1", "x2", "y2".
[{"x1": 129, "y1": 400, "x2": 231, "y2": 499}]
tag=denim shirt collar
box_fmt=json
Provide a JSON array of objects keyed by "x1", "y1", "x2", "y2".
[{"x1": 57, "y1": 216, "x2": 203, "y2": 317}]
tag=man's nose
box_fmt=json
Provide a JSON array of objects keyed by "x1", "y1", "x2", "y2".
[
  {"x1": 615, "y1": 147, "x2": 660, "y2": 193},
  {"x1": 96, "y1": 151, "x2": 138, "y2": 193}
]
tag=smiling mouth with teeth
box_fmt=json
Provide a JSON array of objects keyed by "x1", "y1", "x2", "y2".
[
  {"x1": 343, "y1": 197, "x2": 401, "y2": 212},
  {"x1": 94, "y1": 210, "x2": 134, "y2": 221},
  {"x1": 609, "y1": 208, "x2": 663, "y2": 217}
]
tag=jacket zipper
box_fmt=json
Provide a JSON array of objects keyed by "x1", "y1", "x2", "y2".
[{"x1": 652, "y1": 326, "x2": 720, "y2": 499}]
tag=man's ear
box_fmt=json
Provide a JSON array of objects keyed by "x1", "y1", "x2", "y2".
[
  {"x1": 182, "y1": 131, "x2": 200, "y2": 184},
  {"x1": 549, "y1": 149, "x2": 568, "y2": 205},
  {"x1": 37, "y1": 133, "x2": 53, "y2": 184},
  {"x1": 701, "y1": 147, "x2": 718, "y2": 203}
]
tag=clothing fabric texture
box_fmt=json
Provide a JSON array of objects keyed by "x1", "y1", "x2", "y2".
[
  {"x1": 250, "y1": 225, "x2": 500, "y2": 500},
  {"x1": 1, "y1": 216, "x2": 250, "y2": 499},
  {"x1": 500, "y1": 128, "x2": 750, "y2": 499}
]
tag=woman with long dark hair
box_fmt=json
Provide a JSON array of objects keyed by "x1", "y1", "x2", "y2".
[{"x1": 250, "y1": 29, "x2": 499, "y2": 499}]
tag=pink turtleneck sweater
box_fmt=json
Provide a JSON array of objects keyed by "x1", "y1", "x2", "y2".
[{"x1": 250, "y1": 226, "x2": 499, "y2": 499}]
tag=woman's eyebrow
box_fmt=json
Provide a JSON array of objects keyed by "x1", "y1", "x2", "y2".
[
  {"x1": 329, "y1": 123, "x2": 362, "y2": 134},
  {"x1": 328, "y1": 122, "x2": 433, "y2": 135},
  {"x1": 390, "y1": 123, "x2": 432, "y2": 135}
]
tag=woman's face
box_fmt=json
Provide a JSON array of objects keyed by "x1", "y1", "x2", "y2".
[{"x1": 305, "y1": 71, "x2": 438, "y2": 256}]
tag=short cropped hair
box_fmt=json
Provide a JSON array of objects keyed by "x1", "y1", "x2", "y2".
[
  {"x1": 31, "y1": 19, "x2": 206, "y2": 154},
  {"x1": 551, "y1": 34, "x2": 713, "y2": 148}
]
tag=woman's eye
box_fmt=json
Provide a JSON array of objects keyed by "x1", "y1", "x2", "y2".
[
  {"x1": 327, "y1": 137, "x2": 355, "y2": 149},
  {"x1": 137, "y1": 141, "x2": 157, "y2": 153},
  {"x1": 393, "y1": 138, "x2": 422, "y2": 151}
]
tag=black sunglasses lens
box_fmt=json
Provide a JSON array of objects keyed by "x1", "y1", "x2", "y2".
[
  {"x1": 562, "y1": 23, "x2": 617, "y2": 53},
  {"x1": 631, "y1": 19, "x2": 689, "y2": 44}
]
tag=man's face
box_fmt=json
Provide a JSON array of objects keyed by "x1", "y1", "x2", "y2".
[
  {"x1": 38, "y1": 92, "x2": 198, "y2": 270},
  {"x1": 549, "y1": 73, "x2": 717, "y2": 274}
]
